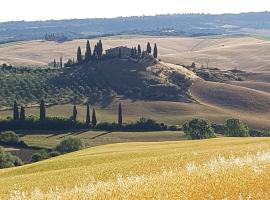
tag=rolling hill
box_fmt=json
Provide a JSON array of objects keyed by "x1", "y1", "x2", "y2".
[
  {"x1": 0, "y1": 36, "x2": 269, "y2": 130},
  {"x1": 1, "y1": 36, "x2": 270, "y2": 72},
  {"x1": 1, "y1": 138, "x2": 270, "y2": 199}
]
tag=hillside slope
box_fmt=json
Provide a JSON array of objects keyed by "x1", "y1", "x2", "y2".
[
  {"x1": 0, "y1": 59, "x2": 197, "y2": 108},
  {"x1": 191, "y1": 80, "x2": 270, "y2": 113},
  {"x1": 1, "y1": 36, "x2": 270, "y2": 72},
  {"x1": 1, "y1": 138, "x2": 270, "y2": 199},
  {"x1": 190, "y1": 80, "x2": 270, "y2": 129}
]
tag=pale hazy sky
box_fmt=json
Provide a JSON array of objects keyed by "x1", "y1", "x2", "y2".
[{"x1": 1, "y1": 0, "x2": 270, "y2": 22}]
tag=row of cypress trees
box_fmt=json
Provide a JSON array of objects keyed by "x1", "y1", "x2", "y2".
[
  {"x1": 77, "y1": 40, "x2": 103, "y2": 63},
  {"x1": 130, "y1": 42, "x2": 158, "y2": 58},
  {"x1": 12, "y1": 100, "x2": 123, "y2": 126}
]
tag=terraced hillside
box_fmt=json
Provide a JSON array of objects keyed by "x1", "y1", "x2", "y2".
[{"x1": 1, "y1": 138, "x2": 270, "y2": 199}]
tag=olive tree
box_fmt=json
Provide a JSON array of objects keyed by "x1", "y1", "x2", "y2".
[
  {"x1": 224, "y1": 118, "x2": 249, "y2": 137},
  {"x1": 183, "y1": 118, "x2": 215, "y2": 140}
]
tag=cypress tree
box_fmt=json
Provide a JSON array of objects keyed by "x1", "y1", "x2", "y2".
[
  {"x1": 85, "y1": 40, "x2": 92, "y2": 61},
  {"x1": 53, "y1": 59, "x2": 57, "y2": 67},
  {"x1": 153, "y1": 43, "x2": 158, "y2": 58},
  {"x1": 20, "y1": 106, "x2": 26, "y2": 121},
  {"x1": 134, "y1": 47, "x2": 137, "y2": 55},
  {"x1": 147, "y1": 42, "x2": 151, "y2": 54},
  {"x1": 138, "y1": 44, "x2": 142, "y2": 56},
  {"x1": 40, "y1": 99, "x2": 46, "y2": 121},
  {"x1": 119, "y1": 47, "x2": 122, "y2": 58},
  {"x1": 86, "y1": 104, "x2": 90, "y2": 124},
  {"x1": 97, "y1": 40, "x2": 103, "y2": 58},
  {"x1": 92, "y1": 108, "x2": 97, "y2": 126},
  {"x1": 13, "y1": 101, "x2": 19, "y2": 120},
  {"x1": 118, "y1": 103, "x2": 123, "y2": 126},
  {"x1": 77, "y1": 46, "x2": 82, "y2": 63},
  {"x1": 92, "y1": 51, "x2": 98, "y2": 61},
  {"x1": 131, "y1": 47, "x2": 134, "y2": 57},
  {"x1": 60, "y1": 56, "x2": 63, "y2": 68},
  {"x1": 72, "y1": 105, "x2": 77, "y2": 122}
]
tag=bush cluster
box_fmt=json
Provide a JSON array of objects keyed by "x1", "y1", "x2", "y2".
[
  {"x1": 31, "y1": 137, "x2": 82, "y2": 162},
  {"x1": 0, "y1": 117, "x2": 87, "y2": 131},
  {"x1": 0, "y1": 147, "x2": 23, "y2": 169},
  {"x1": 96, "y1": 118, "x2": 169, "y2": 131},
  {"x1": 0, "y1": 131, "x2": 28, "y2": 147},
  {"x1": 183, "y1": 118, "x2": 215, "y2": 140},
  {"x1": 183, "y1": 118, "x2": 253, "y2": 140}
]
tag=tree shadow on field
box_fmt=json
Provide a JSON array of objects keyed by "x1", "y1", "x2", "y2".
[{"x1": 91, "y1": 131, "x2": 112, "y2": 139}]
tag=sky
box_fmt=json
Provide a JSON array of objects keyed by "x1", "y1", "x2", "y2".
[{"x1": 1, "y1": 0, "x2": 270, "y2": 22}]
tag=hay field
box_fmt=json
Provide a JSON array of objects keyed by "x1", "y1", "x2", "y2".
[
  {"x1": 1, "y1": 137, "x2": 270, "y2": 199},
  {"x1": 1, "y1": 36, "x2": 270, "y2": 72}
]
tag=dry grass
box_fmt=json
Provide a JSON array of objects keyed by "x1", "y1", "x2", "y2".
[
  {"x1": 1, "y1": 36, "x2": 270, "y2": 72},
  {"x1": 190, "y1": 80, "x2": 270, "y2": 129},
  {"x1": 229, "y1": 81, "x2": 270, "y2": 93},
  {"x1": 0, "y1": 99, "x2": 242, "y2": 127},
  {"x1": 1, "y1": 138, "x2": 270, "y2": 199}
]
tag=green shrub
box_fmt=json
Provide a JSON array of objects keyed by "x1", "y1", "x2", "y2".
[
  {"x1": 224, "y1": 119, "x2": 249, "y2": 137},
  {"x1": 183, "y1": 118, "x2": 215, "y2": 140},
  {"x1": 0, "y1": 147, "x2": 23, "y2": 168},
  {"x1": 249, "y1": 129, "x2": 270, "y2": 137},
  {"x1": 0, "y1": 131, "x2": 19, "y2": 144},
  {"x1": 56, "y1": 137, "x2": 83, "y2": 154},
  {"x1": 49, "y1": 151, "x2": 61, "y2": 157},
  {"x1": 31, "y1": 149, "x2": 49, "y2": 162}
]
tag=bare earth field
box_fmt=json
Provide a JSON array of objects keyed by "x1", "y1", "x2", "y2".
[{"x1": 1, "y1": 36, "x2": 270, "y2": 72}]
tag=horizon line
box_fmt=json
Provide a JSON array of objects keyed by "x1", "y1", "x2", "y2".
[{"x1": 0, "y1": 10, "x2": 269, "y2": 23}]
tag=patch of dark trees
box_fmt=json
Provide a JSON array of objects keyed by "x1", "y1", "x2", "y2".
[
  {"x1": 0, "y1": 100, "x2": 179, "y2": 132},
  {"x1": 63, "y1": 40, "x2": 158, "y2": 68},
  {"x1": 45, "y1": 33, "x2": 70, "y2": 43}
]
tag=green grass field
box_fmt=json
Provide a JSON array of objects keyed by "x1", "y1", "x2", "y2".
[
  {"x1": 18, "y1": 130, "x2": 186, "y2": 149},
  {"x1": 1, "y1": 137, "x2": 270, "y2": 199}
]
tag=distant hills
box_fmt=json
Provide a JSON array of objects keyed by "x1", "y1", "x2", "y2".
[{"x1": 1, "y1": 12, "x2": 270, "y2": 43}]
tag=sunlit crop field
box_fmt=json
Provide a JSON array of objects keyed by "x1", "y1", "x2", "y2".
[{"x1": 1, "y1": 137, "x2": 270, "y2": 199}]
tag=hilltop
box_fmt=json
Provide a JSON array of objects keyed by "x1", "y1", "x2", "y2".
[
  {"x1": 0, "y1": 55, "x2": 197, "y2": 108},
  {"x1": 0, "y1": 36, "x2": 269, "y2": 130}
]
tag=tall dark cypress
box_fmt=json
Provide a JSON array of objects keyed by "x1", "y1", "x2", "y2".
[
  {"x1": 53, "y1": 59, "x2": 57, "y2": 67},
  {"x1": 97, "y1": 40, "x2": 103, "y2": 58},
  {"x1": 40, "y1": 99, "x2": 46, "y2": 121},
  {"x1": 85, "y1": 40, "x2": 92, "y2": 61},
  {"x1": 92, "y1": 50, "x2": 98, "y2": 61},
  {"x1": 20, "y1": 106, "x2": 26, "y2": 121},
  {"x1": 119, "y1": 47, "x2": 122, "y2": 58},
  {"x1": 131, "y1": 47, "x2": 134, "y2": 57},
  {"x1": 72, "y1": 105, "x2": 77, "y2": 122},
  {"x1": 147, "y1": 42, "x2": 151, "y2": 54},
  {"x1": 153, "y1": 43, "x2": 158, "y2": 58},
  {"x1": 92, "y1": 108, "x2": 97, "y2": 126},
  {"x1": 138, "y1": 45, "x2": 142, "y2": 56},
  {"x1": 77, "y1": 46, "x2": 82, "y2": 63},
  {"x1": 60, "y1": 56, "x2": 63, "y2": 68},
  {"x1": 118, "y1": 103, "x2": 123, "y2": 126},
  {"x1": 13, "y1": 101, "x2": 19, "y2": 120},
  {"x1": 86, "y1": 104, "x2": 90, "y2": 124},
  {"x1": 134, "y1": 47, "x2": 137, "y2": 55}
]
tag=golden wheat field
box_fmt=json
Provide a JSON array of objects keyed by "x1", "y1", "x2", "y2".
[{"x1": 1, "y1": 137, "x2": 270, "y2": 199}]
